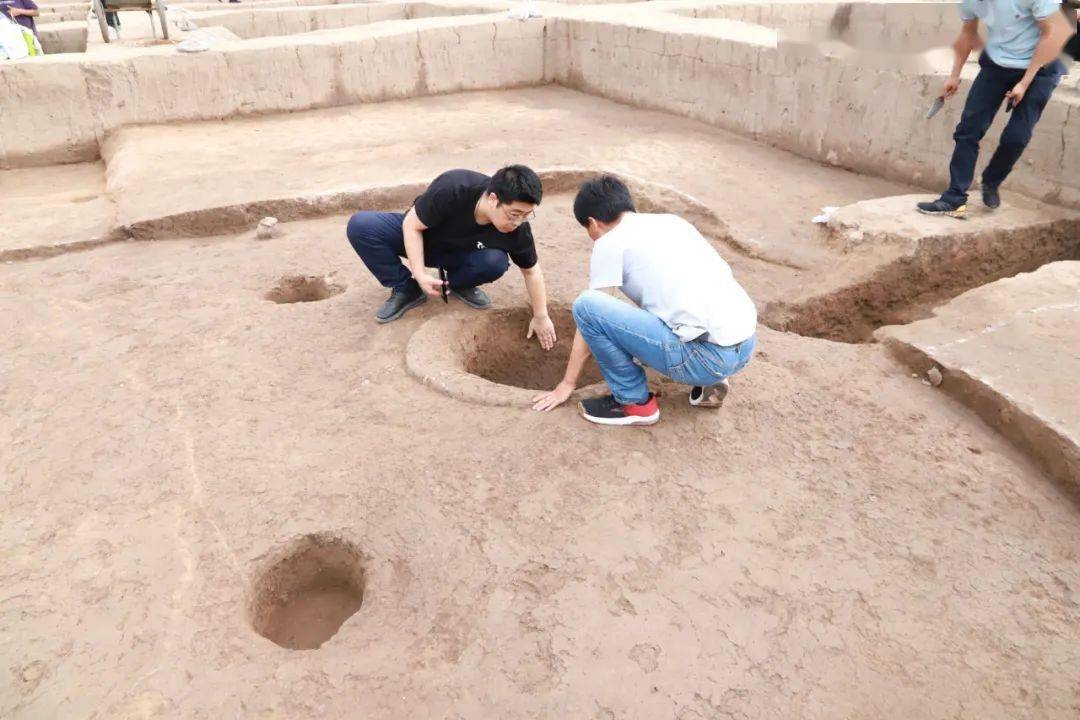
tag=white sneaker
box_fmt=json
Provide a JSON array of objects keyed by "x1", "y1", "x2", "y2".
[{"x1": 689, "y1": 379, "x2": 729, "y2": 408}]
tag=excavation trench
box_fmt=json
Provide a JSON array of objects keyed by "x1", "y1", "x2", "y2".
[{"x1": 761, "y1": 218, "x2": 1080, "y2": 343}]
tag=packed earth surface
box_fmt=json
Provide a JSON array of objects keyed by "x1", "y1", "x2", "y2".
[{"x1": 2, "y1": 0, "x2": 1080, "y2": 718}]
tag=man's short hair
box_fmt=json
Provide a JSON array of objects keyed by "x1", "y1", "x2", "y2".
[
  {"x1": 573, "y1": 175, "x2": 636, "y2": 227},
  {"x1": 488, "y1": 165, "x2": 543, "y2": 206}
]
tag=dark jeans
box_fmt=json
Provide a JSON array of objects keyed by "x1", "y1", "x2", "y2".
[
  {"x1": 1066, "y1": 23, "x2": 1080, "y2": 61},
  {"x1": 346, "y1": 211, "x2": 510, "y2": 292},
  {"x1": 942, "y1": 53, "x2": 1063, "y2": 206}
]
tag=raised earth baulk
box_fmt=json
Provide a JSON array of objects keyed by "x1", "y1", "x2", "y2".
[
  {"x1": 2, "y1": 1, "x2": 1079, "y2": 209},
  {"x1": 877, "y1": 261, "x2": 1080, "y2": 492}
]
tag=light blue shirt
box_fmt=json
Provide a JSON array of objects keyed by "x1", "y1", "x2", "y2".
[{"x1": 960, "y1": 0, "x2": 1060, "y2": 68}]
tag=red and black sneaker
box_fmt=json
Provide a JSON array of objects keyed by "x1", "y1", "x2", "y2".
[{"x1": 579, "y1": 393, "x2": 660, "y2": 426}]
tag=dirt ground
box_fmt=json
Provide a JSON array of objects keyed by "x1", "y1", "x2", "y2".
[
  {"x1": 3, "y1": 174, "x2": 1080, "y2": 719},
  {"x1": 0, "y1": 162, "x2": 115, "y2": 255}
]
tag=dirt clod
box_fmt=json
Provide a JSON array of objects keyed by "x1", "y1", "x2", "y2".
[
  {"x1": 14, "y1": 661, "x2": 47, "y2": 695},
  {"x1": 265, "y1": 274, "x2": 344, "y2": 304}
]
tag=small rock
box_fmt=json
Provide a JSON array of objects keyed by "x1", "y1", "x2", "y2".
[
  {"x1": 256, "y1": 216, "x2": 279, "y2": 239},
  {"x1": 927, "y1": 367, "x2": 943, "y2": 387}
]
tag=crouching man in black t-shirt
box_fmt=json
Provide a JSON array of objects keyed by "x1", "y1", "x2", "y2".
[{"x1": 346, "y1": 165, "x2": 557, "y2": 349}]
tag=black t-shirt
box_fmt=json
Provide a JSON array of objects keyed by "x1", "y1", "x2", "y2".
[{"x1": 411, "y1": 169, "x2": 538, "y2": 269}]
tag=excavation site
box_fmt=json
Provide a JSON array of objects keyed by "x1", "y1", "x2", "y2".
[{"x1": 2, "y1": 0, "x2": 1079, "y2": 717}]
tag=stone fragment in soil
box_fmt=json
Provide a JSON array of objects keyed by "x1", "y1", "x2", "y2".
[
  {"x1": 265, "y1": 274, "x2": 344, "y2": 304},
  {"x1": 256, "y1": 216, "x2": 279, "y2": 239}
]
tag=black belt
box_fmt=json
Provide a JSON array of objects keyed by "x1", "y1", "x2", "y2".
[{"x1": 696, "y1": 333, "x2": 751, "y2": 349}]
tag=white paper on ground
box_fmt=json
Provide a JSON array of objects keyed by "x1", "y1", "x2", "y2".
[
  {"x1": 811, "y1": 206, "x2": 839, "y2": 224},
  {"x1": 177, "y1": 39, "x2": 210, "y2": 53}
]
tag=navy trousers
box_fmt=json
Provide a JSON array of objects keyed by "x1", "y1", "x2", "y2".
[
  {"x1": 942, "y1": 53, "x2": 1063, "y2": 206},
  {"x1": 1066, "y1": 23, "x2": 1080, "y2": 61},
  {"x1": 346, "y1": 211, "x2": 510, "y2": 292}
]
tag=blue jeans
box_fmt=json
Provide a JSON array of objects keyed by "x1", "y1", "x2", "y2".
[
  {"x1": 572, "y1": 290, "x2": 755, "y2": 406},
  {"x1": 346, "y1": 211, "x2": 510, "y2": 292},
  {"x1": 942, "y1": 53, "x2": 1063, "y2": 206}
]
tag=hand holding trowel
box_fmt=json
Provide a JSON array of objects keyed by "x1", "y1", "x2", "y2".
[
  {"x1": 925, "y1": 96, "x2": 946, "y2": 119},
  {"x1": 926, "y1": 76, "x2": 961, "y2": 119}
]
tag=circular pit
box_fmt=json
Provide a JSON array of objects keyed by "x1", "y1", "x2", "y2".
[
  {"x1": 249, "y1": 534, "x2": 365, "y2": 651},
  {"x1": 406, "y1": 305, "x2": 607, "y2": 406}
]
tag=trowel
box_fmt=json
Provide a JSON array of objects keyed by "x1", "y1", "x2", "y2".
[
  {"x1": 439, "y1": 267, "x2": 449, "y2": 303},
  {"x1": 925, "y1": 96, "x2": 945, "y2": 119}
]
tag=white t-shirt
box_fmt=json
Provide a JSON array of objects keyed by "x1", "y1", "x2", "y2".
[{"x1": 589, "y1": 212, "x2": 757, "y2": 347}]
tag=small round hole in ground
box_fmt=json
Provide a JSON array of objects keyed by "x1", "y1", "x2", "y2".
[
  {"x1": 265, "y1": 275, "x2": 344, "y2": 304},
  {"x1": 462, "y1": 306, "x2": 603, "y2": 391},
  {"x1": 249, "y1": 535, "x2": 365, "y2": 651}
]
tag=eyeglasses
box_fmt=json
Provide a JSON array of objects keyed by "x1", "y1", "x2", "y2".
[{"x1": 500, "y1": 205, "x2": 536, "y2": 225}]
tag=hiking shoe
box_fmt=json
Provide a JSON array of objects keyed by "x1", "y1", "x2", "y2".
[
  {"x1": 982, "y1": 186, "x2": 1001, "y2": 210},
  {"x1": 451, "y1": 286, "x2": 492, "y2": 310},
  {"x1": 375, "y1": 282, "x2": 426, "y2": 324},
  {"x1": 916, "y1": 198, "x2": 966, "y2": 219},
  {"x1": 579, "y1": 394, "x2": 660, "y2": 426},
  {"x1": 689, "y1": 380, "x2": 730, "y2": 408}
]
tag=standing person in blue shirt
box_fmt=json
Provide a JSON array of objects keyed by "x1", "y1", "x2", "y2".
[{"x1": 917, "y1": 0, "x2": 1073, "y2": 218}]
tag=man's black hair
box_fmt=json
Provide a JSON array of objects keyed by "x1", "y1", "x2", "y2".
[
  {"x1": 573, "y1": 175, "x2": 636, "y2": 227},
  {"x1": 488, "y1": 165, "x2": 543, "y2": 206}
]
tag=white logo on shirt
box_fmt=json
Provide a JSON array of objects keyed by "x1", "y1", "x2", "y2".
[{"x1": 477, "y1": 241, "x2": 486, "y2": 249}]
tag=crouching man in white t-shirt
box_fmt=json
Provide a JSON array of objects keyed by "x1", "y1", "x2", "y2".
[{"x1": 532, "y1": 175, "x2": 757, "y2": 426}]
